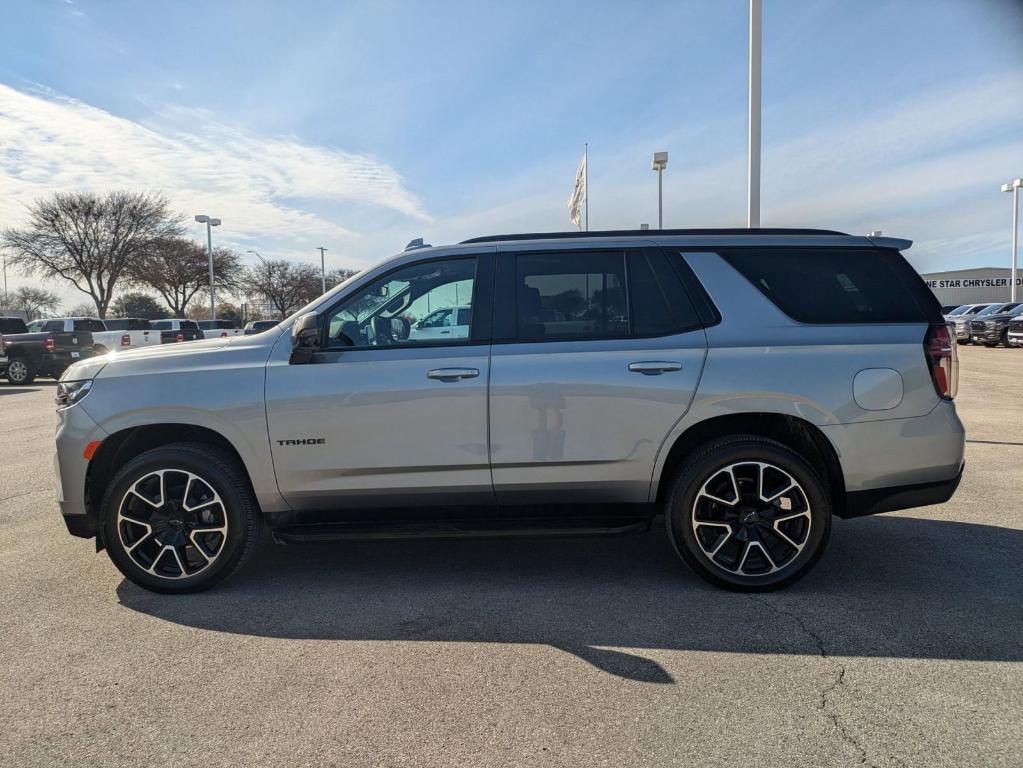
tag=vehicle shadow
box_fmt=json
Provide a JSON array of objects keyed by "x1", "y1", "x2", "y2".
[
  {"x1": 0, "y1": 387, "x2": 43, "y2": 395},
  {"x1": 116, "y1": 515, "x2": 1023, "y2": 683}
]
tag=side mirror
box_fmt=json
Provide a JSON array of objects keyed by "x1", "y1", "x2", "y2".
[{"x1": 289, "y1": 312, "x2": 320, "y2": 365}]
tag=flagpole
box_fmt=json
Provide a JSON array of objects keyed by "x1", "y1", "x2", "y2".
[{"x1": 584, "y1": 142, "x2": 589, "y2": 232}]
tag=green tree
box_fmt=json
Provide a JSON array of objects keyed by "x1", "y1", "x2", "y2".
[{"x1": 110, "y1": 292, "x2": 170, "y2": 319}]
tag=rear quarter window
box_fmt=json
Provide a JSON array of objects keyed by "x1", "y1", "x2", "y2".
[{"x1": 720, "y1": 248, "x2": 939, "y2": 324}]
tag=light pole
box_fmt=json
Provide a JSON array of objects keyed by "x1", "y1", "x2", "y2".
[
  {"x1": 1001, "y1": 178, "x2": 1022, "y2": 302},
  {"x1": 651, "y1": 152, "x2": 668, "y2": 229},
  {"x1": 194, "y1": 214, "x2": 221, "y2": 319},
  {"x1": 317, "y1": 246, "x2": 328, "y2": 293},
  {"x1": 747, "y1": 0, "x2": 762, "y2": 228},
  {"x1": 2, "y1": 253, "x2": 7, "y2": 307}
]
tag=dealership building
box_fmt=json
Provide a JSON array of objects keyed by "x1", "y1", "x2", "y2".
[{"x1": 919, "y1": 267, "x2": 1022, "y2": 306}]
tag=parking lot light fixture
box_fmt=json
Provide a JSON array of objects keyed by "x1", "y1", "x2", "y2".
[
  {"x1": 651, "y1": 152, "x2": 668, "y2": 229},
  {"x1": 195, "y1": 214, "x2": 221, "y2": 318},
  {"x1": 1003, "y1": 180, "x2": 1022, "y2": 302}
]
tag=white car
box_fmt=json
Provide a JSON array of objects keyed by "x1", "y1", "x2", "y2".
[
  {"x1": 27, "y1": 317, "x2": 160, "y2": 353},
  {"x1": 1007, "y1": 313, "x2": 1023, "y2": 347},
  {"x1": 197, "y1": 319, "x2": 245, "y2": 339},
  {"x1": 408, "y1": 305, "x2": 471, "y2": 342}
]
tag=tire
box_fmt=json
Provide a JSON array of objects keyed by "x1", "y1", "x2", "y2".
[
  {"x1": 665, "y1": 435, "x2": 831, "y2": 592},
  {"x1": 5, "y1": 356, "x2": 36, "y2": 385},
  {"x1": 100, "y1": 443, "x2": 262, "y2": 593}
]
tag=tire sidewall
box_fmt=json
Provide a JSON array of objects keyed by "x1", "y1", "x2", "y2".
[
  {"x1": 101, "y1": 447, "x2": 255, "y2": 593},
  {"x1": 6, "y1": 357, "x2": 34, "y2": 384},
  {"x1": 667, "y1": 439, "x2": 831, "y2": 591}
]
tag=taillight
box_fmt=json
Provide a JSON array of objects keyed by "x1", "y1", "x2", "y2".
[
  {"x1": 176, "y1": 333, "x2": 184, "y2": 343},
  {"x1": 1, "y1": 336, "x2": 7, "y2": 354},
  {"x1": 925, "y1": 323, "x2": 957, "y2": 400},
  {"x1": 121, "y1": 334, "x2": 131, "y2": 347},
  {"x1": 220, "y1": 331, "x2": 227, "y2": 337},
  {"x1": 43, "y1": 336, "x2": 55, "y2": 353}
]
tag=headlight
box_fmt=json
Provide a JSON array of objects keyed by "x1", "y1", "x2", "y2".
[{"x1": 55, "y1": 379, "x2": 93, "y2": 408}]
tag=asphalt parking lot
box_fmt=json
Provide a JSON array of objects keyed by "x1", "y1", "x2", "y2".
[{"x1": 1, "y1": 343, "x2": 1021, "y2": 768}]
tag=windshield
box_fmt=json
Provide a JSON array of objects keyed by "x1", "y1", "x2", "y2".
[
  {"x1": 946, "y1": 305, "x2": 973, "y2": 316},
  {"x1": 975, "y1": 303, "x2": 1008, "y2": 317}
]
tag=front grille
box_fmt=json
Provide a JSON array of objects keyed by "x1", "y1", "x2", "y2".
[
  {"x1": 971, "y1": 321, "x2": 988, "y2": 332},
  {"x1": 1009, "y1": 320, "x2": 1023, "y2": 333}
]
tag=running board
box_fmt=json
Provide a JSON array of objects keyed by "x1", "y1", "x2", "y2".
[{"x1": 271, "y1": 515, "x2": 652, "y2": 545}]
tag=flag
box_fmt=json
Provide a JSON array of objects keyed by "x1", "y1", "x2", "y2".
[{"x1": 566, "y1": 151, "x2": 587, "y2": 230}]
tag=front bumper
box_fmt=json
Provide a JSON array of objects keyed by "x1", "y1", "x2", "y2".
[
  {"x1": 953, "y1": 323, "x2": 972, "y2": 341},
  {"x1": 55, "y1": 400, "x2": 107, "y2": 536},
  {"x1": 970, "y1": 325, "x2": 1005, "y2": 344}
]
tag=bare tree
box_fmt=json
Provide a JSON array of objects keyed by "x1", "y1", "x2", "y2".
[
  {"x1": 242, "y1": 260, "x2": 321, "y2": 319},
  {"x1": 67, "y1": 302, "x2": 97, "y2": 318},
  {"x1": 126, "y1": 237, "x2": 241, "y2": 317},
  {"x1": 11, "y1": 286, "x2": 62, "y2": 319},
  {"x1": 326, "y1": 267, "x2": 360, "y2": 291},
  {"x1": 1, "y1": 191, "x2": 182, "y2": 318}
]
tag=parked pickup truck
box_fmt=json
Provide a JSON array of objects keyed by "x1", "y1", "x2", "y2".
[
  {"x1": 197, "y1": 319, "x2": 245, "y2": 339},
  {"x1": 1, "y1": 318, "x2": 94, "y2": 384},
  {"x1": 27, "y1": 317, "x2": 161, "y2": 354},
  {"x1": 150, "y1": 319, "x2": 204, "y2": 344},
  {"x1": 243, "y1": 320, "x2": 280, "y2": 335}
]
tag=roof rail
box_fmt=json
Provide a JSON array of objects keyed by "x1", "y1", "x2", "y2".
[{"x1": 460, "y1": 227, "x2": 850, "y2": 244}]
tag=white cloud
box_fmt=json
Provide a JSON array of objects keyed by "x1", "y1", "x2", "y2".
[{"x1": 0, "y1": 82, "x2": 429, "y2": 248}]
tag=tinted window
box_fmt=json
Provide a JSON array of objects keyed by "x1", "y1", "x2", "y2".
[
  {"x1": 514, "y1": 251, "x2": 627, "y2": 340},
  {"x1": 151, "y1": 321, "x2": 170, "y2": 330},
  {"x1": 0, "y1": 318, "x2": 28, "y2": 334},
  {"x1": 629, "y1": 250, "x2": 700, "y2": 335},
  {"x1": 72, "y1": 319, "x2": 106, "y2": 332},
  {"x1": 325, "y1": 257, "x2": 476, "y2": 349},
  {"x1": 45, "y1": 320, "x2": 64, "y2": 332},
  {"x1": 721, "y1": 248, "x2": 934, "y2": 323},
  {"x1": 104, "y1": 318, "x2": 150, "y2": 330},
  {"x1": 180, "y1": 321, "x2": 199, "y2": 331}
]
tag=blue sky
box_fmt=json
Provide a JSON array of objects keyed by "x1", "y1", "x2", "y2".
[{"x1": 2, "y1": 0, "x2": 1022, "y2": 307}]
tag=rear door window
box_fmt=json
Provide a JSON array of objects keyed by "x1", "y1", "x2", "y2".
[
  {"x1": 720, "y1": 248, "x2": 938, "y2": 323},
  {"x1": 512, "y1": 251, "x2": 629, "y2": 340}
]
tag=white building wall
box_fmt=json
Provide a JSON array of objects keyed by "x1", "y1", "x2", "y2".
[{"x1": 920, "y1": 267, "x2": 1022, "y2": 306}]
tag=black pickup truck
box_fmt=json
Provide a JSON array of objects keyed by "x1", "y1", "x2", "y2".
[{"x1": 0, "y1": 317, "x2": 94, "y2": 385}]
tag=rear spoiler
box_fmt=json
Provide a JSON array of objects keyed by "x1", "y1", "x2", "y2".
[{"x1": 868, "y1": 236, "x2": 912, "y2": 251}]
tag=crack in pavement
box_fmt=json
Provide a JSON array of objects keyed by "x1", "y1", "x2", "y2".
[{"x1": 746, "y1": 594, "x2": 891, "y2": 768}]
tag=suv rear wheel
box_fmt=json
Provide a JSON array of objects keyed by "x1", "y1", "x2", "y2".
[
  {"x1": 665, "y1": 436, "x2": 831, "y2": 591},
  {"x1": 100, "y1": 443, "x2": 262, "y2": 593}
]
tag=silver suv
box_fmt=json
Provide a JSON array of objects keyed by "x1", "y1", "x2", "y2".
[{"x1": 54, "y1": 229, "x2": 965, "y2": 593}]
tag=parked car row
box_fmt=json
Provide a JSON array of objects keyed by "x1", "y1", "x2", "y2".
[
  {"x1": 0, "y1": 316, "x2": 94, "y2": 384},
  {"x1": 943, "y1": 302, "x2": 1023, "y2": 347},
  {"x1": 1, "y1": 315, "x2": 270, "y2": 383}
]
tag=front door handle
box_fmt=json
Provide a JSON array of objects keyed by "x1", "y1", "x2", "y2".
[
  {"x1": 427, "y1": 367, "x2": 479, "y2": 381},
  {"x1": 628, "y1": 361, "x2": 682, "y2": 375}
]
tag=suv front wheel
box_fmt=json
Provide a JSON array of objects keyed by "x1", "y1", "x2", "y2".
[
  {"x1": 101, "y1": 443, "x2": 262, "y2": 593},
  {"x1": 666, "y1": 436, "x2": 831, "y2": 591}
]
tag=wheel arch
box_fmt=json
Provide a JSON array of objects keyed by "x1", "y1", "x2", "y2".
[
  {"x1": 652, "y1": 412, "x2": 846, "y2": 516},
  {"x1": 86, "y1": 424, "x2": 260, "y2": 544}
]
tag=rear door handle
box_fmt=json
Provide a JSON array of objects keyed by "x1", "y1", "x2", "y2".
[
  {"x1": 628, "y1": 361, "x2": 682, "y2": 375},
  {"x1": 427, "y1": 367, "x2": 479, "y2": 381}
]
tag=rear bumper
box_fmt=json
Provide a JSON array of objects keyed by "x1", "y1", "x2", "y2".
[{"x1": 841, "y1": 462, "x2": 964, "y2": 518}]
